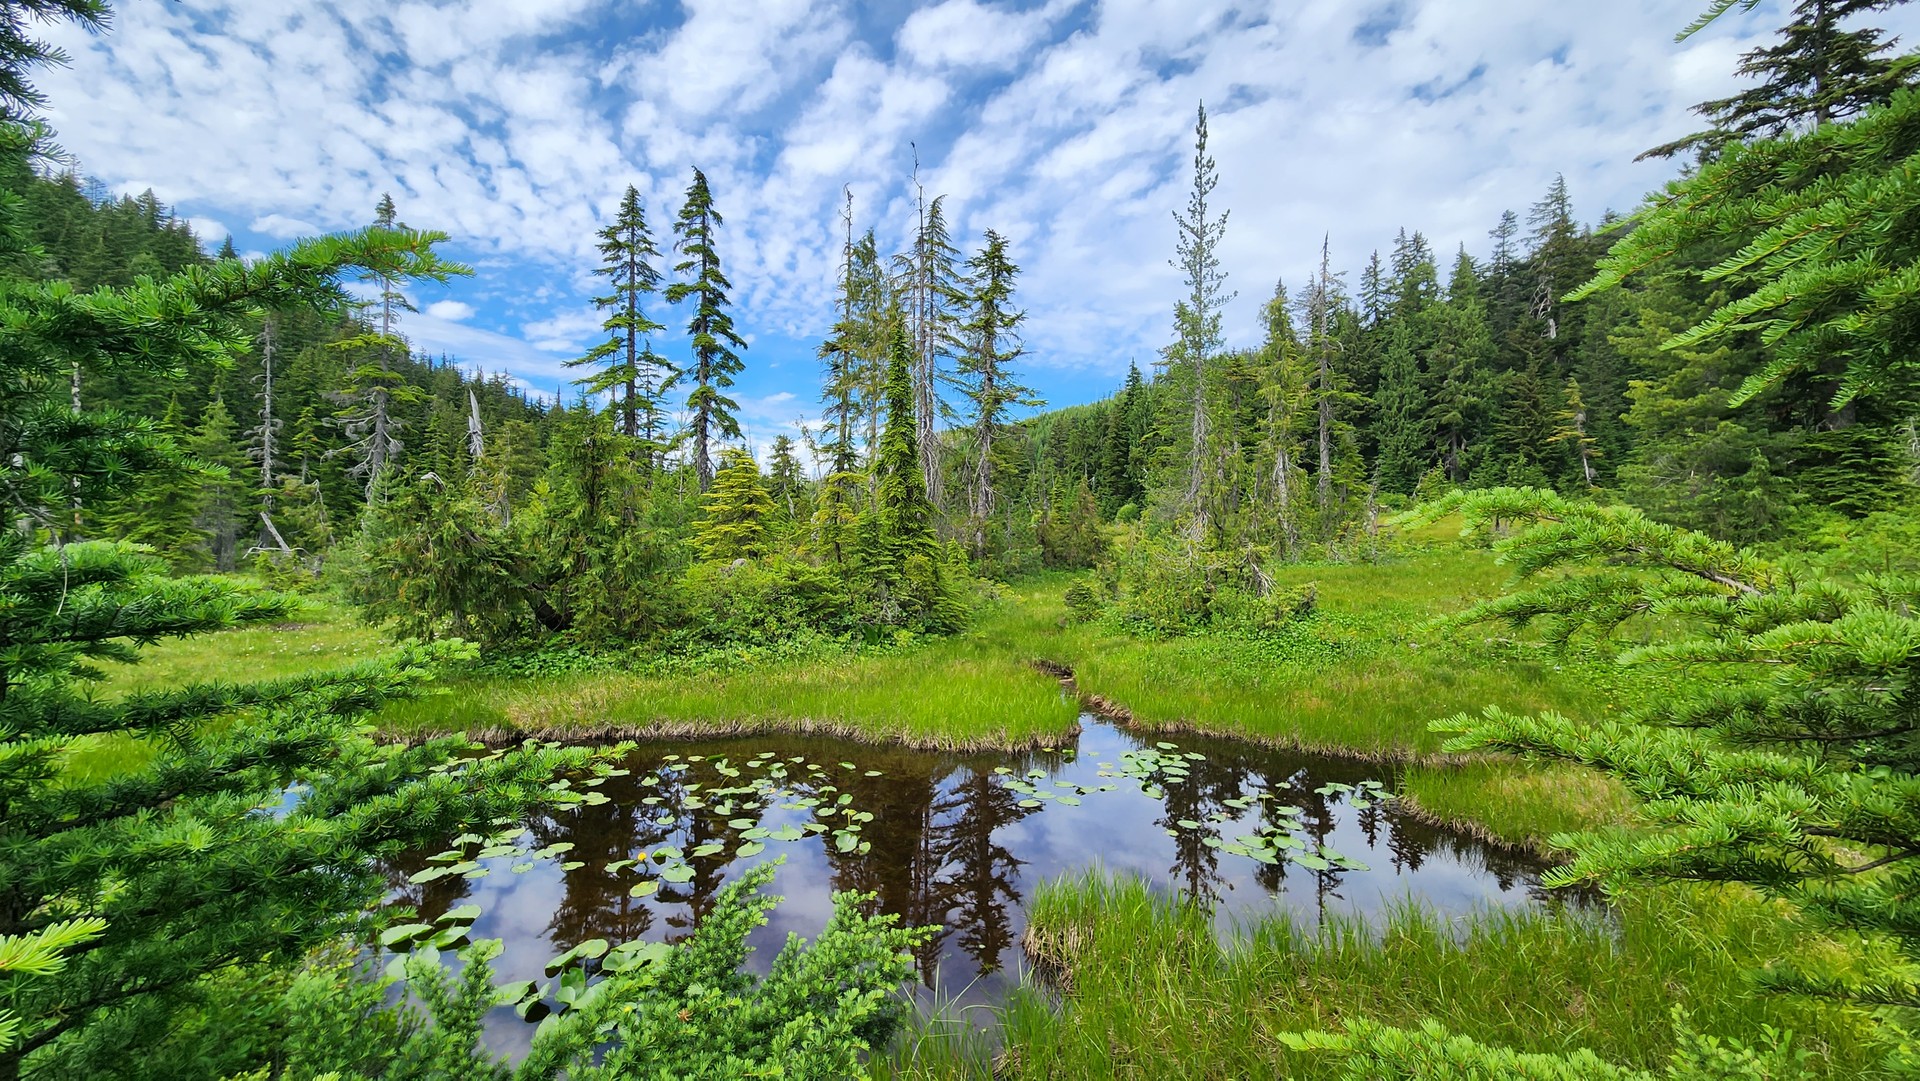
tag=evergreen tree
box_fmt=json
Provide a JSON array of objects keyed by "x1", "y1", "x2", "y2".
[
  {"x1": 896, "y1": 180, "x2": 964, "y2": 510},
  {"x1": 1416, "y1": 487, "x2": 1920, "y2": 1065},
  {"x1": 1255, "y1": 280, "x2": 1311, "y2": 554},
  {"x1": 522, "y1": 404, "x2": 671, "y2": 639},
  {"x1": 694, "y1": 446, "x2": 775, "y2": 561},
  {"x1": 89, "y1": 396, "x2": 200, "y2": 567},
  {"x1": 1581, "y1": 86, "x2": 1920, "y2": 432},
  {"x1": 348, "y1": 468, "x2": 529, "y2": 641},
  {"x1": 332, "y1": 194, "x2": 464, "y2": 500},
  {"x1": 1165, "y1": 102, "x2": 1233, "y2": 538},
  {"x1": 818, "y1": 189, "x2": 863, "y2": 477},
  {"x1": 186, "y1": 394, "x2": 247, "y2": 570},
  {"x1": 1551, "y1": 377, "x2": 1600, "y2": 486},
  {"x1": 1645, "y1": 0, "x2": 1919, "y2": 159},
  {"x1": 867, "y1": 320, "x2": 951, "y2": 626},
  {"x1": 946, "y1": 229, "x2": 1037, "y2": 557},
  {"x1": 767, "y1": 433, "x2": 806, "y2": 522},
  {"x1": 1298, "y1": 237, "x2": 1346, "y2": 521},
  {"x1": 666, "y1": 168, "x2": 746, "y2": 490},
  {"x1": 570, "y1": 185, "x2": 673, "y2": 461},
  {"x1": 1358, "y1": 250, "x2": 1389, "y2": 326},
  {"x1": 1372, "y1": 320, "x2": 1430, "y2": 493},
  {"x1": 1424, "y1": 282, "x2": 1496, "y2": 483},
  {"x1": 0, "y1": 0, "x2": 106, "y2": 122},
  {"x1": 1099, "y1": 363, "x2": 1145, "y2": 512}
]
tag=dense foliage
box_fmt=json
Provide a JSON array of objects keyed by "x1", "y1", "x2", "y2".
[{"x1": 261, "y1": 864, "x2": 931, "y2": 1081}]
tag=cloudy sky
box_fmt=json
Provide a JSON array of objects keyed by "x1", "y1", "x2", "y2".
[{"x1": 39, "y1": 0, "x2": 1919, "y2": 450}]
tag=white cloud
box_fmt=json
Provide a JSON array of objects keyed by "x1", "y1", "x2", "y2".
[
  {"x1": 522, "y1": 308, "x2": 603, "y2": 353},
  {"x1": 250, "y1": 213, "x2": 321, "y2": 239},
  {"x1": 34, "y1": 0, "x2": 1920, "y2": 406},
  {"x1": 897, "y1": 0, "x2": 1068, "y2": 69}
]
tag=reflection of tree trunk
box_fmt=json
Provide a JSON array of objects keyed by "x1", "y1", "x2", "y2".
[
  {"x1": 821, "y1": 764, "x2": 949, "y2": 979},
  {"x1": 1158, "y1": 750, "x2": 1248, "y2": 905},
  {"x1": 931, "y1": 770, "x2": 1037, "y2": 974},
  {"x1": 527, "y1": 793, "x2": 669, "y2": 947}
]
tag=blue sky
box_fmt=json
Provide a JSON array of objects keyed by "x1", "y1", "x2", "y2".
[{"x1": 40, "y1": 0, "x2": 1920, "y2": 460}]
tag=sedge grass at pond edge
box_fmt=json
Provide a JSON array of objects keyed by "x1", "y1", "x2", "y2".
[{"x1": 912, "y1": 874, "x2": 1885, "y2": 1080}]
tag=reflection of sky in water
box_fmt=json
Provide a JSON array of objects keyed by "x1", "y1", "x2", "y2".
[{"x1": 384, "y1": 716, "x2": 1568, "y2": 1055}]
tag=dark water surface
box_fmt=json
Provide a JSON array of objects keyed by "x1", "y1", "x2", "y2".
[{"x1": 383, "y1": 711, "x2": 1560, "y2": 1050}]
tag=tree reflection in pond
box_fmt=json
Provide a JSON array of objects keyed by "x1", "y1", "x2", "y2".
[{"x1": 381, "y1": 715, "x2": 1575, "y2": 1032}]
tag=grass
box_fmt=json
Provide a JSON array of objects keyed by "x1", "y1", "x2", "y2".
[
  {"x1": 62, "y1": 596, "x2": 388, "y2": 783},
  {"x1": 95, "y1": 594, "x2": 386, "y2": 697},
  {"x1": 879, "y1": 871, "x2": 1884, "y2": 1080},
  {"x1": 374, "y1": 617, "x2": 1084, "y2": 751},
  {"x1": 1398, "y1": 760, "x2": 1637, "y2": 854}
]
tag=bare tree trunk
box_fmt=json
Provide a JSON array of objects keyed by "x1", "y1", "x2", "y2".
[
  {"x1": 1187, "y1": 353, "x2": 1209, "y2": 540},
  {"x1": 1272, "y1": 444, "x2": 1298, "y2": 558},
  {"x1": 466, "y1": 389, "x2": 485, "y2": 462}
]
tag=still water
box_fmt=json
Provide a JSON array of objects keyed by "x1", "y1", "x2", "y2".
[{"x1": 383, "y1": 711, "x2": 1561, "y2": 1046}]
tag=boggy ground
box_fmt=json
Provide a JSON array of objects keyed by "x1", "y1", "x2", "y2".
[{"x1": 101, "y1": 544, "x2": 1887, "y2": 1077}]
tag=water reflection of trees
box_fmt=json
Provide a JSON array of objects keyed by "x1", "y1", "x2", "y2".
[
  {"x1": 927, "y1": 768, "x2": 1039, "y2": 974},
  {"x1": 395, "y1": 726, "x2": 1575, "y2": 992},
  {"x1": 525, "y1": 794, "x2": 673, "y2": 947}
]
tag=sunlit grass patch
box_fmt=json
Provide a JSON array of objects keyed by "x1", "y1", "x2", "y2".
[
  {"x1": 95, "y1": 593, "x2": 386, "y2": 698},
  {"x1": 377, "y1": 632, "x2": 1083, "y2": 750},
  {"x1": 1399, "y1": 760, "x2": 1636, "y2": 853},
  {"x1": 983, "y1": 872, "x2": 1885, "y2": 1080}
]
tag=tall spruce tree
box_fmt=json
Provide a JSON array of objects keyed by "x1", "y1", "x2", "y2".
[
  {"x1": 1166, "y1": 102, "x2": 1233, "y2": 539},
  {"x1": 1255, "y1": 280, "x2": 1311, "y2": 554},
  {"x1": 818, "y1": 189, "x2": 863, "y2": 477},
  {"x1": 332, "y1": 193, "x2": 459, "y2": 500},
  {"x1": 1099, "y1": 363, "x2": 1146, "y2": 512},
  {"x1": 1297, "y1": 236, "x2": 1346, "y2": 519},
  {"x1": 946, "y1": 229, "x2": 1037, "y2": 557},
  {"x1": 667, "y1": 168, "x2": 746, "y2": 490},
  {"x1": 896, "y1": 179, "x2": 964, "y2": 510},
  {"x1": 186, "y1": 394, "x2": 247, "y2": 570},
  {"x1": 0, "y1": 108, "x2": 605, "y2": 1073},
  {"x1": 870, "y1": 319, "x2": 941, "y2": 597},
  {"x1": 1372, "y1": 320, "x2": 1430, "y2": 493},
  {"x1": 570, "y1": 185, "x2": 673, "y2": 462}
]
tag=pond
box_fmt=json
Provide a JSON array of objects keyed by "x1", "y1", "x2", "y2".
[{"x1": 382, "y1": 709, "x2": 1565, "y2": 1052}]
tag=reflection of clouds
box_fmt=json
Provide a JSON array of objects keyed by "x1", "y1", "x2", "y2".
[{"x1": 403, "y1": 716, "x2": 1570, "y2": 1049}]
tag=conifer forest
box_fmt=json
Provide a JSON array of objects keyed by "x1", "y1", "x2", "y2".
[{"x1": 11, "y1": 0, "x2": 1920, "y2": 1077}]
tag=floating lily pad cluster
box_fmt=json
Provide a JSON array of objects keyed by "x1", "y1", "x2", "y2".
[
  {"x1": 1315, "y1": 779, "x2": 1389, "y2": 809},
  {"x1": 990, "y1": 763, "x2": 1108, "y2": 808},
  {"x1": 1095, "y1": 741, "x2": 1212, "y2": 800},
  {"x1": 404, "y1": 752, "x2": 887, "y2": 900},
  {"x1": 1080, "y1": 739, "x2": 1393, "y2": 873}
]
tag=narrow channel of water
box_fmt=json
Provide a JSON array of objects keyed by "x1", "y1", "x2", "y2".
[{"x1": 382, "y1": 710, "x2": 1566, "y2": 1051}]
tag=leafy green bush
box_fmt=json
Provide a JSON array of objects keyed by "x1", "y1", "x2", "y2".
[
  {"x1": 267, "y1": 863, "x2": 934, "y2": 1081},
  {"x1": 1100, "y1": 534, "x2": 1317, "y2": 639},
  {"x1": 671, "y1": 554, "x2": 862, "y2": 648}
]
